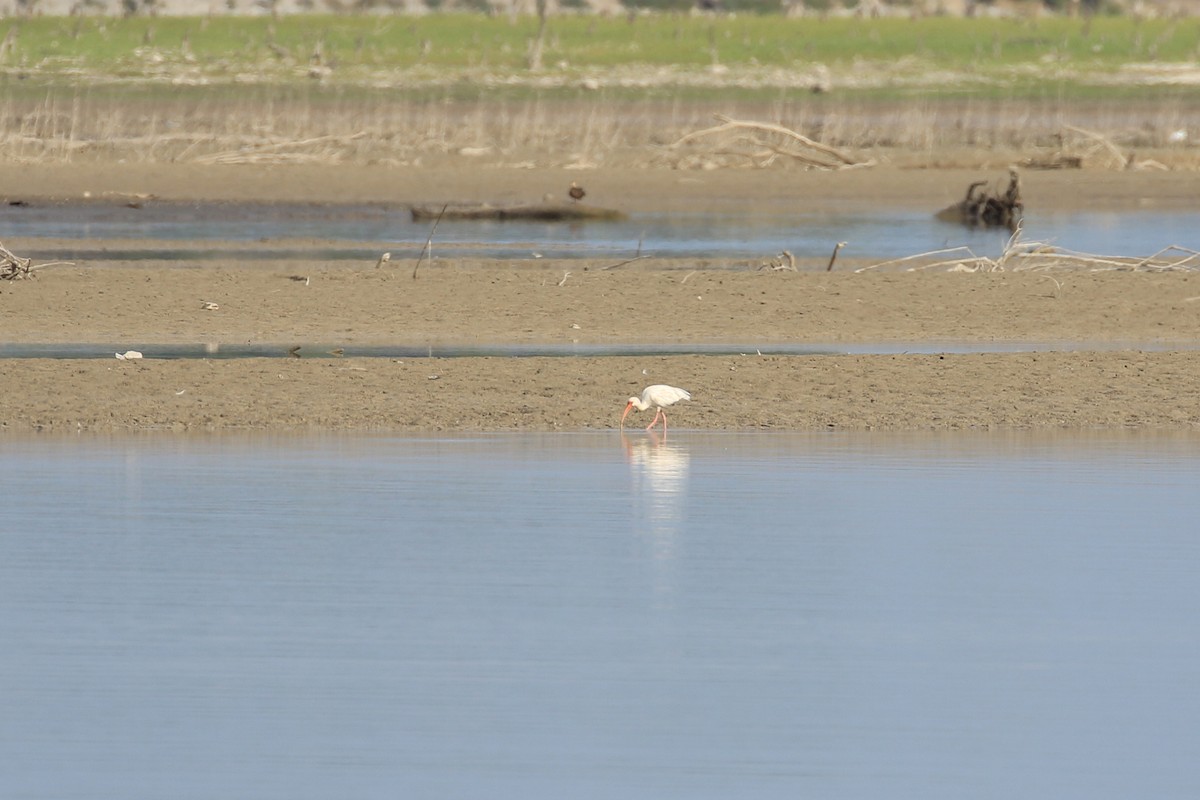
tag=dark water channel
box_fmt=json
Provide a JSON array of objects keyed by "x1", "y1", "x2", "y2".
[
  {"x1": 3, "y1": 340, "x2": 1198, "y2": 360},
  {"x1": 3, "y1": 200, "x2": 1195, "y2": 262}
]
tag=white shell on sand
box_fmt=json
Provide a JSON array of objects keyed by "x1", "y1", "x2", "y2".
[{"x1": 115, "y1": 350, "x2": 144, "y2": 360}]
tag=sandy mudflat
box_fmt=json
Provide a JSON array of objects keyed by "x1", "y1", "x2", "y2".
[
  {"x1": 4, "y1": 351, "x2": 1200, "y2": 433},
  {"x1": 6, "y1": 267, "x2": 1200, "y2": 346},
  {"x1": 2, "y1": 163, "x2": 1199, "y2": 433},
  {"x1": 4, "y1": 162, "x2": 1200, "y2": 213}
]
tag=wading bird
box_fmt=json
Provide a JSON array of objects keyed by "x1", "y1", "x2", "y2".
[
  {"x1": 621, "y1": 385, "x2": 691, "y2": 432},
  {"x1": 568, "y1": 181, "x2": 586, "y2": 203}
]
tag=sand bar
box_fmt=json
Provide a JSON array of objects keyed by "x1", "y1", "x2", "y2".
[{"x1": 2, "y1": 163, "x2": 1198, "y2": 433}]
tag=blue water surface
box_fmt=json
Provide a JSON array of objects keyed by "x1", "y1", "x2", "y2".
[
  {"x1": 1, "y1": 431, "x2": 1198, "y2": 800},
  {"x1": 2, "y1": 200, "x2": 1194, "y2": 260}
]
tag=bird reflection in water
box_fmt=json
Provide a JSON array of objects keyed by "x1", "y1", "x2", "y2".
[{"x1": 622, "y1": 431, "x2": 690, "y2": 570}]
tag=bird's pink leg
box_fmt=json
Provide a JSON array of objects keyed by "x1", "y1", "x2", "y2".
[{"x1": 645, "y1": 408, "x2": 663, "y2": 431}]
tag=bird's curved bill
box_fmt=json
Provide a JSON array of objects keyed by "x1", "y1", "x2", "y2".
[{"x1": 620, "y1": 401, "x2": 633, "y2": 428}]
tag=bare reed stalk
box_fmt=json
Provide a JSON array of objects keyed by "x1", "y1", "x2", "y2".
[
  {"x1": 859, "y1": 227, "x2": 1200, "y2": 274},
  {"x1": 0, "y1": 91, "x2": 1195, "y2": 169},
  {"x1": 526, "y1": 0, "x2": 549, "y2": 72},
  {"x1": 412, "y1": 203, "x2": 448, "y2": 281}
]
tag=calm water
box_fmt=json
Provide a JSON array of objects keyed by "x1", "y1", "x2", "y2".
[
  {"x1": 2, "y1": 432, "x2": 1199, "y2": 800},
  {"x1": 6, "y1": 340, "x2": 1200, "y2": 361},
  {"x1": 3, "y1": 201, "x2": 1195, "y2": 260}
]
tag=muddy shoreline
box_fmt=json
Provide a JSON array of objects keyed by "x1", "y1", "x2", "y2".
[
  {"x1": 5, "y1": 163, "x2": 1200, "y2": 214},
  {"x1": 2, "y1": 162, "x2": 1198, "y2": 433}
]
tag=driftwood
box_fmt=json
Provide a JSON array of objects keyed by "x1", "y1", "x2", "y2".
[
  {"x1": 411, "y1": 202, "x2": 626, "y2": 222},
  {"x1": 936, "y1": 168, "x2": 1023, "y2": 231},
  {"x1": 666, "y1": 114, "x2": 870, "y2": 171},
  {"x1": 0, "y1": 241, "x2": 34, "y2": 280},
  {"x1": 758, "y1": 250, "x2": 797, "y2": 271},
  {"x1": 0, "y1": 240, "x2": 72, "y2": 280}
]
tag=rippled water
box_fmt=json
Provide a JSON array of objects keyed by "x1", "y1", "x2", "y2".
[
  {"x1": 2, "y1": 432, "x2": 1199, "y2": 799},
  {"x1": 4, "y1": 201, "x2": 1195, "y2": 260}
]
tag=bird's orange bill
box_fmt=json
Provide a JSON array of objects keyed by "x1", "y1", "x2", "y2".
[{"x1": 620, "y1": 401, "x2": 634, "y2": 427}]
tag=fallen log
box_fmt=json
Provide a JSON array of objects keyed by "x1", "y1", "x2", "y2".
[{"x1": 411, "y1": 203, "x2": 626, "y2": 222}]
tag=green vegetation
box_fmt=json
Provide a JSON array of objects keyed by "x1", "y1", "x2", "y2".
[{"x1": 0, "y1": 13, "x2": 1197, "y2": 99}]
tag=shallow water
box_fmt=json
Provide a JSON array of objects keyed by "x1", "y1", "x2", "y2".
[
  {"x1": 2, "y1": 432, "x2": 1198, "y2": 799},
  {"x1": 4, "y1": 201, "x2": 1195, "y2": 261},
  {"x1": 4, "y1": 339, "x2": 1200, "y2": 360}
]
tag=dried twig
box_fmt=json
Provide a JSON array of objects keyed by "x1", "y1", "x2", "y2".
[
  {"x1": 0, "y1": 240, "x2": 71, "y2": 280},
  {"x1": 826, "y1": 241, "x2": 847, "y2": 272},
  {"x1": 412, "y1": 203, "x2": 448, "y2": 280},
  {"x1": 0, "y1": 241, "x2": 33, "y2": 280},
  {"x1": 1132, "y1": 245, "x2": 1200, "y2": 271},
  {"x1": 760, "y1": 250, "x2": 796, "y2": 271},
  {"x1": 1040, "y1": 275, "x2": 1063, "y2": 296},
  {"x1": 855, "y1": 246, "x2": 983, "y2": 273},
  {"x1": 599, "y1": 255, "x2": 651, "y2": 271},
  {"x1": 858, "y1": 229, "x2": 1200, "y2": 274}
]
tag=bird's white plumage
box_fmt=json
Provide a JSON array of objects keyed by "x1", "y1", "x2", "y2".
[
  {"x1": 622, "y1": 384, "x2": 691, "y2": 431},
  {"x1": 627, "y1": 384, "x2": 691, "y2": 411}
]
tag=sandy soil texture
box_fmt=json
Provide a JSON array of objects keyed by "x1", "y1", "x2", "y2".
[
  {"x1": 4, "y1": 163, "x2": 1200, "y2": 213},
  {"x1": 5, "y1": 267, "x2": 1200, "y2": 346},
  {"x1": 2, "y1": 163, "x2": 1198, "y2": 433},
  {"x1": 4, "y1": 351, "x2": 1199, "y2": 433}
]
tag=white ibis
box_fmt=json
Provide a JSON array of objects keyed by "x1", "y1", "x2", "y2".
[
  {"x1": 568, "y1": 181, "x2": 586, "y2": 203},
  {"x1": 621, "y1": 385, "x2": 691, "y2": 432}
]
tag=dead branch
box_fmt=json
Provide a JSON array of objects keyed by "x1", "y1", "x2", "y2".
[
  {"x1": 826, "y1": 241, "x2": 847, "y2": 272},
  {"x1": 760, "y1": 143, "x2": 849, "y2": 170},
  {"x1": 0, "y1": 241, "x2": 33, "y2": 280},
  {"x1": 715, "y1": 114, "x2": 858, "y2": 164},
  {"x1": 0, "y1": 241, "x2": 71, "y2": 280},
  {"x1": 668, "y1": 113, "x2": 867, "y2": 170},
  {"x1": 599, "y1": 255, "x2": 651, "y2": 271},
  {"x1": 855, "y1": 246, "x2": 983, "y2": 273},
  {"x1": 1134, "y1": 246, "x2": 1200, "y2": 271},
  {"x1": 759, "y1": 250, "x2": 796, "y2": 272},
  {"x1": 1061, "y1": 124, "x2": 1129, "y2": 170},
  {"x1": 858, "y1": 229, "x2": 1200, "y2": 274}
]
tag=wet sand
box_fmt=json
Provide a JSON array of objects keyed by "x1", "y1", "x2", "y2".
[{"x1": 2, "y1": 163, "x2": 1199, "y2": 433}]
